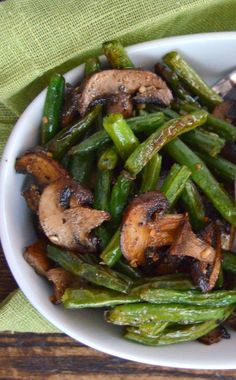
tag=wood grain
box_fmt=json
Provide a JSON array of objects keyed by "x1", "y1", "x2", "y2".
[{"x1": 1, "y1": 243, "x2": 236, "y2": 379}]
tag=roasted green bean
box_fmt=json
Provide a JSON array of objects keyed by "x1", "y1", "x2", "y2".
[
  {"x1": 164, "y1": 138, "x2": 236, "y2": 226},
  {"x1": 125, "y1": 110, "x2": 208, "y2": 176},
  {"x1": 47, "y1": 245, "x2": 133, "y2": 293},
  {"x1": 41, "y1": 73, "x2": 65, "y2": 145},
  {"x1": 164, "y1": 51, "x2": 222, "y2": 108},
  {"x1": 160, "y1": 163, "x2": 191, "y2": 207}
]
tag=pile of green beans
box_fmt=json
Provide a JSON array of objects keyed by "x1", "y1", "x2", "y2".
[{"x1": 38, "y1": 39, "x2": 236, "y2": 347}]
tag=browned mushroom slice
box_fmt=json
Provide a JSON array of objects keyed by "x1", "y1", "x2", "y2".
[
  {"x1": 22, "y1": 177, "x2": 41, "y2": 213},
  {"x1": 120, "y1": 192, "x2": 168, "y2": 266},
  {"x1": 170, "y1": 217, "x2": 215, "y2": 264},
  {"x1": 61, "y1": 84, "x2": 80, "y2": 127},
  {"x1": 198, "y1": 326, "x2": 228, "y2": 345},
  {"x1": 39, "y1": 177, "x2": 110, "y2": 252},
  {"x1": 120, "y1": 191, "x2": 185, "y2": 267},
  {"x1": 149, "y1": 214, "x2": 186, "y2": 247},
  {"x1": 132, "y1": 85, "x2": 172, "y2": 106},
  {"x1": 57, "y1": 177, "x2": 93, "y2": 207},
  {"x1": 78, "y1": 69, "x2": 173, "y2": 116},
  {"x1": 47, "y1": 268, "x2": 81, "y2": 304},
  {"x1": 24, "y1": 240, "x2": 54, "y2": 277},
  {"x1": 15, "y1": 150, "x2": 68, "y2": 186},
  {"x1": 191, "y1": 224, "x2": 222, "y2": 292}
]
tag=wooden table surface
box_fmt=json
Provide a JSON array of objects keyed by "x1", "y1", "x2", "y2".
[{"x1": 1, "y1": 244, "x2": 236, "y2": 380}]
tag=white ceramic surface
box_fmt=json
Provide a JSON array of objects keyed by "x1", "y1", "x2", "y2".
[{"x1": 1, "y1": 32, "x2": 236, "y2": 369}]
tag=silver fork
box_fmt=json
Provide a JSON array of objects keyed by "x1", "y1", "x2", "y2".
[{"x1": 212, "y1": 69, "x2": 236, "y2": 100}]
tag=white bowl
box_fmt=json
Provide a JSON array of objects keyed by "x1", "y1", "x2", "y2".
[{"x1": 1, "y1": 32, "x2": 236, "y2": 369}]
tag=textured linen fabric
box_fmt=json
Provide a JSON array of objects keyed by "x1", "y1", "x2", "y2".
[{"x1": 0, "y1": 0, "x2": 236, "y2": 332}]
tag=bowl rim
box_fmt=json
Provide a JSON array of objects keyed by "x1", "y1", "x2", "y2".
[{"x1": 1, "y1": 31, "x2": 236, "y2": 369}]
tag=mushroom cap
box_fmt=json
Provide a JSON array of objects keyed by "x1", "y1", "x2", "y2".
[
  {"x1": 120, "y1": 191, "x2": 169, "y2": 267},
  {"x1": 79, "y1": 69, "x2": 173, "y2": 116},
  {"x1": 23, "y1": 240, "x2": 53, "y2": 277},
  {"x1": 39, "y1": 177, "x2": 110, "y2": 252},
  {"x1": 15, "y1": 150, "x2": 68, "y2": 186}
]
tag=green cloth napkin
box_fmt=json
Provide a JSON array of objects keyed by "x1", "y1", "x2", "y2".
[{"x1": 1, "y1": 0, "x2": 236, "y2": 333}]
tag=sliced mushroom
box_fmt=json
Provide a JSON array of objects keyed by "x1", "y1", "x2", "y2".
[
  {"x1": 191, "y1": 224, "x2": 222, "y2": 292},
  {"x1": 120, "y1": 191, "x2": 184, "y2": 267},
  {"x1": 22, "y1": 176, "x2": 41, "y2": 213},
  {"x1": 15, "y1": 150, "x2": 68, "y2": 186},
  {"x1": 47, "y1": 268, "x2": 81, "y2": 304},
  {"x1": 132, "y1": 85, "x2": 172, "y2": 106},
  {"x1": 61, "y1": 84, "x2": 80, "y2": 127},
  {"x1": 78, "y1": 69, "x2": 173, "y2": 116},
  {"x1": 198, "y1": 326, "x2": 228, "y2": 345},
  {"x1": 149, "y1": 214, "x2": 186, "y2": 247},
  {"x1": 39, "y1": 177, "x2": 110, "y2": 252},
  {"x1": 24, "y1": 240, "x2": 54, "y2": 277},
  {"x1": 170, "y1": 217, "x2": 215, "y2": 264}
]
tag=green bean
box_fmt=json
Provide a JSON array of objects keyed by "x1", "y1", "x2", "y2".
[
  {"x1": 46, "y1": 105, "x2": 102, "y2": 159},
  {"x1": 84, "y1": 57, "x2": 101, "y2": 77},
  {"x1": 94, "y1": 170, "x2": 112, "y2": 250},
  {"x1": 160, "y1": 163, "x2": 191, "y2": 207},
  {"x1": 96, "y1": 226, "x2": 112, "y2": 251},
  {"x1": 216, "y1": 268, "x2": 224, "y2": 289},
  {"x1": 94, "y1": 170, "x2": 112, "y2": 212},
  {"x1": 140, "y1": 153, "x2": 162, "y2": 192},
  {"x1": 69, "y1": 130, "x2": 110, "y2": 156},
  {"x1": 105, "y1": 303, "x2": 228, "y2": 325},
  {"x1": 68, "y1": 153, "x2": 94, "y2": 186},
  {"x1": 47, "y1": 245, "x2": 133, "y2": 293},
  {"x1": 110, "y1": 171, "x2": 134, "y2": 226},
  {"x1": 98, "y1": 146, "x2": 119, "y2": 171},
  {"x1": 164, "y1": 138, "x2": 236, "y2": 226},
  {"x1": 99, "y1": 30, "x2": 131, "y2": 228},
  {"x1": 164, "y1": 51, "x2": 222, "y2": 108},
  {"x1": 124, "y1": 316, "x2": 233, "y2": 345},
  {"x1": 127, "y1": 112, "x2": 165, "y2": 135},
  {"x1": 179, "y1": 102, "x2": 236, "y2": 141},
  {"x1": 60, "y1": 153, "x2": 70, "y2": 170},
  {"x1": 125, "y1": 110, "x2": 208, "y2": 177},
  {"x1": 114, "y1": 258, "x2": 142, "y2": 280},
  {"x1": 149, "y1": 105, "x2": 179, "y2": 119},
  {"x1": 155, "y1": 62, "x2": 196, "y2": 104},
  {"x1": 222, "y1": 251, "x2": 236, "y2": 275},
  {"x1": 206, "y1": 114, "x2": 236, "y2": 141},
  {"x1": 131, "y1": 275, "x2": 195, "y2": 296},
  {"x1": 157, "y1": 104, "x2": 226, "y2": 156},
  {"x1": 82, "y1": 252, "x2": 99, "y2": 264},
  {"x1": 62, "y1": 286, "x2": 139, "y2": 308},
  {"x1": 103, "y1": 40, "x2": 134, "y2": 69},
  {"x1": 182, "y1": 128, "x2": 225, "y2": 157},
  {"x1": 41, "y1": 73, "x2": 65, "y2": 145},
  {"x1": 68, "y1": 112, "x2": 165, "y2": 156},
  {"x1": 140, "y1": 288, "x2": 236, "y2": 307},
  {"x1": 103, "y1": 113, "x2": 139, "y2": 160},
  {"x1": 181, "y1": 179, "x2": 205, "y2": 231},
  {"x1": 136, "y1": 322, "x2": 169, "y2": 337},
  {"x1": 197, "y1": 151, "x2": 236, "y2": 182},
  {"x1": 100, "y1": 228, "x2": 122, "y2": 267}
]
